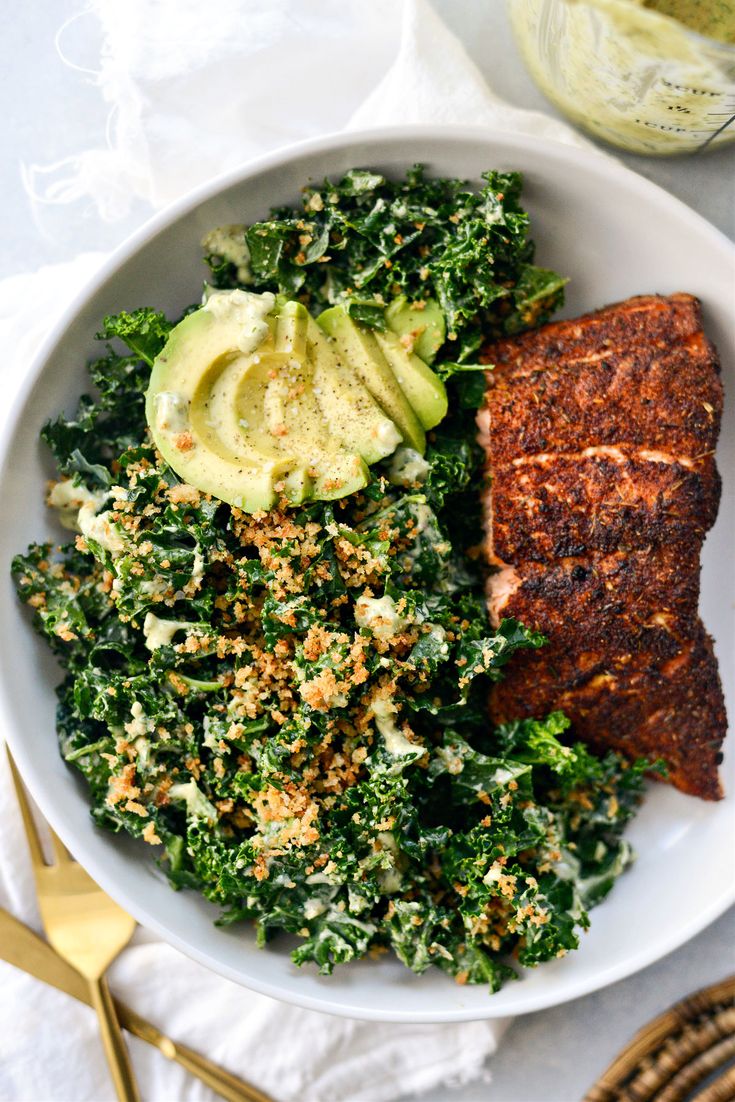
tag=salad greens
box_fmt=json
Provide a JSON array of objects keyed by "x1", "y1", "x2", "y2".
[
  {"x1": 204, "y1": 166, "x2": 567, "y2": 363},
  {"x1": 12, "y1": 167, "x2": 647, "y2": 990}
]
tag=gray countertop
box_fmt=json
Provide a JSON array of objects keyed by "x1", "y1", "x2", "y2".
[{"x1": 3, "y1": 2, "x2": 733, "y2": 1100}]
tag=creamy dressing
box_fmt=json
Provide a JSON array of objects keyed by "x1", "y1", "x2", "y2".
[
  {"x1": 202, "y1": 289, "x2": 275, "y2": 355},
  {"x1": 400, "y1": 501, "x2": 451, "y2": 574},
  {"x1": 483, "y1": 862, "x2": 504, "y2": 886},
  {"x1": 312, "y1": 909, "x2": 376, "y2": 943},
  {"x1": 305, "y1": 870, "x2": 339, "y2": 886},
  {"x1": 124, "y1": 701, "x2": 152, "y2": 740},
  {"x1": 154, "y1": 391, "x2": 189, "y2": 434},
  {"x1": 375, "y1": 420, "x2": 403, "y2": 452},
  {"x1": 354, "y1": 593, "x2": 408, "y2": 641},
  {"x1": 374, "y1": 830, "x2": 403, "y2": 893},
  {"x1": 168, "y1": 778, "x2": 218, "y2": 821},
  {"x1": 201, "y1": 716, "x2": 220, "y2": 752},
  {"x1": 303, "y1": 897, "x2": 329, "y2": 919},
  {"x1": 372, "y1": 695, "x2": 422, "y2": 759},
  {"x1": 387, "y1": 446, "x2": 431, "y2": 486},
  {"x1": 191, "y1": 547, "x2": 205, "y2": 587},
  {"x1": 78, "y1": 506, "x2": 127, "y2": 555},
  {"x1": 47, "y1": 480, "x2": 107, "y2": 532},
  {"x1": 552, "y1": 840, "x2": 633, "y2": 913},
  {"x1": 138, "y1": 575, "x2": 171, "y2": 598},
  {"x1": 49, "y1": 478, "x2": 124, "y2": 554},
  {"x1": 142, "y1": 612, "x2": 195, "y2": 651},
  {"x1": 510, "y1": 0, "x2": 735, "y2": 154},
  {"x1": 420, "y1": 624, "x2": 449, "y2": 658},
  {"x1": 201, "y1": 225, "x2": 254, "y2": 284},
  {"x1": 47, "y1": 479, "x2": 122, "y2": 559}
]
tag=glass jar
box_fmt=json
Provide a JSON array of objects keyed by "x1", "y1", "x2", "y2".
[{"x1": 508, "y1": 0, "x2": 735, "y2": 154}]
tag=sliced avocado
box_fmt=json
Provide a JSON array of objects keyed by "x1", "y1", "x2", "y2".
[
  {"x1": 276, "y1": 299, "x2": 308, "y2": 360},
  {"x1": 192, "y1": 350, "x2": 315, "y2": 506},
  {"x1": 373, "y1": 330, "x2": 448, "y2": 431},
  {"x1": 146, "y1": 290, "x2": 382, "y2": 511},
  {"x1": 317, "y1": 306, "x2": 426, "y2": 454},
  {"x1": 252, "y1": 347, "x2": 368, "y2": 502},
  {"x1": 147, "y1": 305, "x2": 279, "y2": 511},
  {"x1": 305, "y1": 318, "x2": 402, "y2": 465},
  {"x1": 385, "y1": 296, "x2": 446, "y2": 364}
]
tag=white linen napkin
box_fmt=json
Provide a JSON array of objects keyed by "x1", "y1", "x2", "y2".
[{"x1": 1, "y1": 3, "x2": 591, "y2": 1100}]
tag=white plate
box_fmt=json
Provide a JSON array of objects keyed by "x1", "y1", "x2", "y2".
[{"x1": 0, "y1": 128, "x2": 732, "y2": 1023}]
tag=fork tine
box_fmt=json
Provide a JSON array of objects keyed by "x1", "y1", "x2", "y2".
[
  {"x1": 6, "y1": 749, "x2": 46, "y2": 870},
  {"x1": 46, "y1": 824, "x2": 73, "y2": 868}
]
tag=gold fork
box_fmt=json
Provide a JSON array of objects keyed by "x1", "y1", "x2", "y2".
[
  {"x1": 8, "y1": 750, "x2": 140, "y2": 1102},
  {"x1": 0, "y1": 907, "x2": 277, "y2": 1102}
]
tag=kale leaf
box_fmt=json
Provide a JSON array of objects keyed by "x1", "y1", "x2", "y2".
[
  {"x1": 42, "y1": 309, "x2": 173, "y2": 482},
  {"x1": 207, "y1": 166, "x2": 567, "y2": 362}
]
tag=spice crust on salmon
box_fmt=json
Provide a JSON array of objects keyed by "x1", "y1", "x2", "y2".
[{"x1": 479, "y1": 293, "x2": 726, "y2": 800}]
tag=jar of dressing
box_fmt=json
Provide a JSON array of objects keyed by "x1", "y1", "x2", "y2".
[{"x1": 508, "y1": 0, "x2": 735, "y2": 154}]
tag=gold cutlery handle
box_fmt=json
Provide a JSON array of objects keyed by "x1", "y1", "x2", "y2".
[
  {"x1": 0, "y1": 908, "x2": 277, "y2": 1102},
  {"x1": 89, "y1": 974, "x2": 141, "y2": 1102},
  {"x1": 124, "y1": 1009, "x2": 276, "y2": 1102},
  {"x1": 167, "y1": 1042, "x2": 276, "y2": 1102}
]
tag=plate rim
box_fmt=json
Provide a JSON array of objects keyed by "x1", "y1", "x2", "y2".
[{"x1": 1, "y1": 124, "x2": 733, "y2": 1022}]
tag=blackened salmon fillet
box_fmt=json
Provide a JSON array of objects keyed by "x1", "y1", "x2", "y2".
[{"x1": 479, "y1": 293, "x2": 726, "y2": 800}]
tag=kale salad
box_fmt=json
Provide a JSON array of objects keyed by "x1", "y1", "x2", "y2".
[{"x1": 13, "y1": 167, "x2": 648, "y2": 991}]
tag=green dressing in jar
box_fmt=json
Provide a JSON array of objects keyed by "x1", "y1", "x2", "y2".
[{"x1": 509, "y1": 0, "x2": 735, "y2": 153}]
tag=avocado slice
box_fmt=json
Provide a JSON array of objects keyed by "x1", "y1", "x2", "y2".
[
  {"x1": 146, "y1": 290, "x2": 397, "y2": 511},
  {"x1": 276, "y1": 298, "x2": 308, "y2": 360},
  {"x1": 191, "y1": 349, "x2": 320, "y2": 506},
  {"x1": 373, "y1": 330, "x2": 448, "y2": 431},
  {"x1": 385, "y1": 296, "x2": 446, "y2": 364},
  {"x1": 306, "y1": 318, "x2": 402, "y2": 465},
  {"x1": 317, "y1": 306, "x2": 426, "y2": 454},
  {"x1": 271, "y1": 300, "x2": 401, "y2": 465},
  {"x1": 147, "y1": 305, "x2": 280, "y2": 511},
  {"x1": 248, "y1": 342, "x2": 369, "y2": 502},
  {"x1": 258, "y1": 300, "x2": 400, "y2": 468}
]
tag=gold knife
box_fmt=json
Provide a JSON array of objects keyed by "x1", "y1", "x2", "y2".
[{"x1": 0, "y1": 907, "x2": 276, "y2": 1102}]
